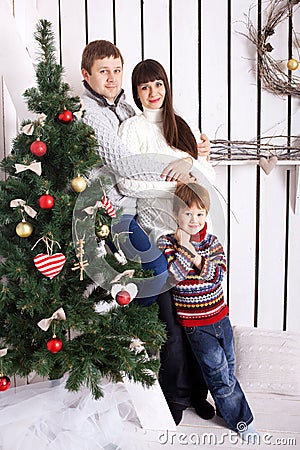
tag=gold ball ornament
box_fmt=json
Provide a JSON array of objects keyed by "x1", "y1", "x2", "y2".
[
  {"x1": 96, "y1": 224, "x2": 110, "y2": 238},
  {"x1": 70, "y1": 176, "x2": 87, "y2": 192},
  {"x1": 16, "y1": 220, "x2": 33, "y2": 238},
  {"x1": 287, "y1": 58, "x2": 299, "y2": 71}
]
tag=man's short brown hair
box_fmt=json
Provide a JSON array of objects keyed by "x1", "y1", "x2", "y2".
[{"x1": 81, "y1": 40, "x2": 124, "y2": 74}]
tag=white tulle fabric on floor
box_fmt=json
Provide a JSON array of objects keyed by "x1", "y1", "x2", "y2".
[{"x1": 0, "y1": 376, "x2": 145, "y2": 450}]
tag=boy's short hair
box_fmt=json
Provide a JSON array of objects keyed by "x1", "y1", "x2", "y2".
[
  {"x1": 81, "y1": 40, "x2": 124, "y2": 74},
  {"x1": 174, "y1": 183, "x2": 210, "y2": 214}
]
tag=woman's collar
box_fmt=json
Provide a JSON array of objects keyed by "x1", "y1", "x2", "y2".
[{"x1": 142, "y1": 107, "x2": 163, "y2": 123}]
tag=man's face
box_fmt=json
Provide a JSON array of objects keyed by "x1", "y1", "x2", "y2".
[{"x1": 82, "y1": 56, "x2": 123, "y2": 102}]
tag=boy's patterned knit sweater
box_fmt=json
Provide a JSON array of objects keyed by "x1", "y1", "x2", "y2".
[{"x1": 157, "y1": 225, "x2": 229, "y2": 327}]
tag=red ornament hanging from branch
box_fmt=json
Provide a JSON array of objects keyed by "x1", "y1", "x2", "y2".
[
  {"x1": 58, "y1": 109, "x2": 73, "y2": 124},
  {"x1": 38, "y1": 193, "x2": 55, "y2": 209},
  {"x1": 46, "y1": 336, "x2": 63, "y2": 353},
  {"x1": 30, "y1": 139, "x2": 47, "y2": 156},
  {"x1": 110, "y1": 271, "x2": 138, "y2": 307},
  {"x1": 0, "y1": 348, "x2": 10, "y2": 392},
  {"x1": 0, "y1": 375, "x2": 10, "y2": 391},
  {"x1": 37, "y1": 307, "x2": 66, "y2": 353}
]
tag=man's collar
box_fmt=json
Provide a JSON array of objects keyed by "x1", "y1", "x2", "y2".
[{"x1": 83, "y1": 80, "x2": 124, "y2": 107}]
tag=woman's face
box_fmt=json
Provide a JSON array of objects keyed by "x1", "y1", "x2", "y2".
[{"x1": 137, "y1": 80, "x2": 166, "y2": 109}]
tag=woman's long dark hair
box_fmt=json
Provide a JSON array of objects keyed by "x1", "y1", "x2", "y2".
[{"x1": 131, "y1": 59, "x2": 198, "y2": 159}]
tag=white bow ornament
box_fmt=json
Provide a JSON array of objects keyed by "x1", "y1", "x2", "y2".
[
  {"x1": 21, "y1": 113, "x2": 47, "y2": 135},
  {"x1": 37, "y1": 307, "x2": 66, "y2": 331},
  {"x1": 10, "y1": 199, "x2": 37, "y2": 218},
  {"x1": 0, "y1": 348, "x2": 8, "y2": 357},
  {"x1": 15, "y1": 160, "x2": 42, "y2": 176},
  {"x1": 83, "y1": 201, "x2": 103, "y2": 215},
  {"x1": 129, "y1": 338, "x2": 145, "y2": 354}
]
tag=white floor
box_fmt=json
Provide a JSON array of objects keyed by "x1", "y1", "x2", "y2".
[
  {"x1": 131, "y1": 391, "x2": 300, "y2": 450},
  {"x1": 0, "y1": 377, "x2": 299, "y2": 450}
]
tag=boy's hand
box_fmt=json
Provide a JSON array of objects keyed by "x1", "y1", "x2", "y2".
[
  {"x1": 175, "y1": 228, "x2": 196, "y2": 254},
  {"x1": 175, "y1": 228, "x2": 202, "y2": 267}
]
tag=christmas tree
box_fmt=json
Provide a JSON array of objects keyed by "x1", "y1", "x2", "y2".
[{"x1": 0, "y1": 20, "x2": 165, "y2": 398}]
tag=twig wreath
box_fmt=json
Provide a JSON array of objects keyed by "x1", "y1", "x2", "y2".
[
  {"x1": 245, "y1": 0, "x2": 300, "y2": 97},
  {"x1": 210, "y1": 0, "x2": 300, "y2": 162}
]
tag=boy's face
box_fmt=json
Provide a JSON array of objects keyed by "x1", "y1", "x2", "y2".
[
  {"x1": 82, "y1": 56, "x2": 123, "y2": 102},
  {"x1": 176, "y1": 203, "x2": 207, "y2": 236}
]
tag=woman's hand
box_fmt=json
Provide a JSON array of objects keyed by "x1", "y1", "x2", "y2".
[
  {"x1": 197, "y1": 133, "x2": 210, "y2": 161},
  {"x1": 160, "y1": 157, "x2": 194, "y2": 182}
]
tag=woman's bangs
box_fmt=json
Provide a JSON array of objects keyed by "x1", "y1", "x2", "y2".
[{"x1": 136, "y1": 63, "x2": 163, "y2": 85}]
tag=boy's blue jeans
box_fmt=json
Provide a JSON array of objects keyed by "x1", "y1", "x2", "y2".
[
  {"x1": 111, "y1": 214, "x2": 169, "y2": 305},
  {"x1": 184, "y1": 315, "x2": 253, "y2": 432}
]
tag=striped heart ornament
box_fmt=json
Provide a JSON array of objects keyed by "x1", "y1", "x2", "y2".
[{"x1": 34, "y1": 253, "x2": 66, "y2": 279}]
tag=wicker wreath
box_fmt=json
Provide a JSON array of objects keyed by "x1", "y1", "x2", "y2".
[
  {"x1": 209, "y1": 0, "x2": 300, "y2": 161},
  {"x1": 245, "y1": 0, "x2": 300, "y2": 97}
]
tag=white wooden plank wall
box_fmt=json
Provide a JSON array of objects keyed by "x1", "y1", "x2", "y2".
[{"x1": 0, "y1": 0, "x2": 299, "y2": 332}]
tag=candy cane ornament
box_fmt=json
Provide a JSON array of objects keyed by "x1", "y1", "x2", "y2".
[{"x1": 101, "y1": 196, "x2": 116, "y2": 218}]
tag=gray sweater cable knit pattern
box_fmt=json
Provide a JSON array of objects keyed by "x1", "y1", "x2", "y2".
[{"x1": 82, "y1": 87, "x2": 183, "y2": 214}]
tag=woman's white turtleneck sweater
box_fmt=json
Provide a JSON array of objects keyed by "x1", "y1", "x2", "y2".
[{"x1": 118, "y1": 107, "x2": 216, "y2": 243}]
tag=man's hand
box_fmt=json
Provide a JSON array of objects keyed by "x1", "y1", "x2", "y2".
[
  {"x1": 160, "y1": 132, "x2": 211, "y2": 181},
  {"x1": 197, "y1": 133, "x2": 210, "y2": 161},
  {"x1": 160, "y1": 157, "x2": 194, "y2": 182}
]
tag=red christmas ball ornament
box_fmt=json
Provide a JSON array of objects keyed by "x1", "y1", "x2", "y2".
[
  {"x1": 116, "y1": 289, "x2": 131, "y2": 306},
  {"x1": 47, "y1": 336, "x2": 63, "y2": 353},
  {"x1": 39, "y1": 193, "x2": 55, "y2": 209},
  {"x1": 58, "y1": 109, "x2": 73, "y2": 124},
  {"x1": 0, "y1": 375, "x2": 11, "y2": 392},
  {"x1": 30, "y1": 139, "x2": 47, "y2": 157}
]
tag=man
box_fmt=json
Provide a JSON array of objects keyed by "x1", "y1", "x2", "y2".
[{"x1": 81, "y1": 40, "x2": 215, "y2": 424}]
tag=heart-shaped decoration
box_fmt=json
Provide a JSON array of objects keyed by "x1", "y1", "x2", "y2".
[
  {"x1": 34, "y1": 253, "x2": 66, "y2": 279},
  {"x1": 111, "y1": 283, "x2": 138, "y2": 300},
  {"x1": 259, "y1": 156, "x2": 278, "y2": 175}
]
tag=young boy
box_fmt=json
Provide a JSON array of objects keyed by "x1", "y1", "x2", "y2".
[{"x1": 157, "y1": 183, "x2": 259, "y2": 440}]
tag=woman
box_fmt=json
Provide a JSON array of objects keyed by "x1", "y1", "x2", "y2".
[
  {"x1": 117, "y1": 59, "x2": 215, "y2": 243},
  {"x1": 115, "y1": 59, "x2": 216, "y2": 425}
]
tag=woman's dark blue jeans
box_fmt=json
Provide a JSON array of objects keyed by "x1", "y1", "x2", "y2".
[
  {"x1": 112, "y1": 215, "x2": 209, "y2": 408},
  {"x1": 185, "y1": 316, "x2": 253, "y2": 432},
  {"x1": 111, "y1": 214, "x2": 169, "y2": 305},
  {"x1": 157, "y1": 289, "x2": 208, "y2": 409}
]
